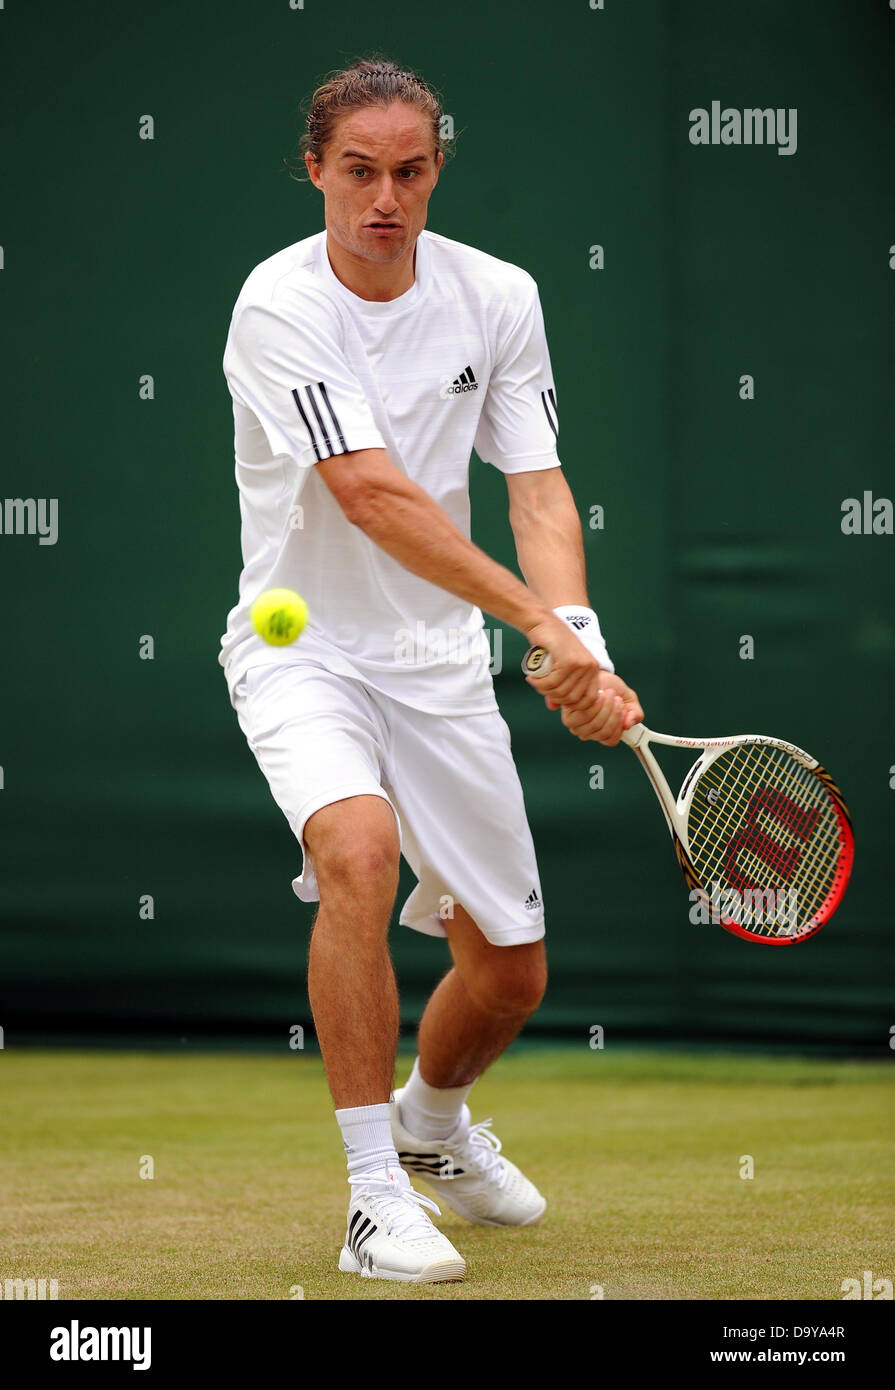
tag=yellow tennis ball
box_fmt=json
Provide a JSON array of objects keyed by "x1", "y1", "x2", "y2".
[{"x1": 250, "y1": 588, "x2": 308, "y2": 646}]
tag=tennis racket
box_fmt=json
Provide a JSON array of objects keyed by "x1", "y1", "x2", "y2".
[{"x1": 521, "y1": 645, "x2": 854, "y2": 944}]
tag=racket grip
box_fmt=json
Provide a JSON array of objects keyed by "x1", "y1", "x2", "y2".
[{"x1": 521, "y1": 645, "x2": 552, "y2": 676}]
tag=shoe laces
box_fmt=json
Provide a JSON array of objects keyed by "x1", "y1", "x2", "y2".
[
  {"x1": 349, "y1": 1169, "x2": 442, "y2": 1243},
  {"x1": 462, "y1": 1119, "x2": 509, "y2": 1189}
]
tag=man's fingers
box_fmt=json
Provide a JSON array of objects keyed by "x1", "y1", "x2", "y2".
[
  {"x1": 533, "y1": 682, "x2": 593, "y2": 718},
  {"x1": 549, "y1": 677, "x2": 602, "y2": 717},
  {"x1": 530, "y1": 663, "x2": 644, "y2": 746},
  {"x1": 562, "y1": 696, "x2": 609, "y2": 732},
  {"x1": 527, "y1": 670, "x2": 593, "y2": 707},
  {"x1": 571, "y1": 695, "x2": 626, "y2": 743},
  {"x1": 562, "y1": 693, "x2": 625, "y2": 743},
  {"x1": 623, "y1": 701, "x2": 644, "y2": 728}
]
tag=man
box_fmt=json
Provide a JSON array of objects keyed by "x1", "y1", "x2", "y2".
[{"x1": 220, "y1": 58, "x2": 643, "y2": 1284}]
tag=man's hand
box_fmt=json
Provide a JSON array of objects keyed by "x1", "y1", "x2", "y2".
[
  {"x1": 559, "y1": 670, "x2": 643, "y2": 746},
  {"x1": 524, "y1": 616, "x2": 643, "y2": 747}
]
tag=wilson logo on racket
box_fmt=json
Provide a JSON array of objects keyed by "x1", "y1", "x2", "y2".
[
  {"x1": 723, "y1": 787, "x2": 822, "y2": 893},
  {"x1": 522, "y1": 644, "x2": 854, "y2": 944}
]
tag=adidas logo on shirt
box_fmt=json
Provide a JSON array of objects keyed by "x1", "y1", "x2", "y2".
[
  {"x1": 524, "y1": 889, "x2": 542, "y2": 911},
  {"x1": 439, "y1": 365, "x2": 479, "y2": 399}
]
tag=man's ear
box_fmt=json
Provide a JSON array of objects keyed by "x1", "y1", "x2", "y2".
[{"x1": 305, "y1": 152, "x2": 324, "y2": 190}]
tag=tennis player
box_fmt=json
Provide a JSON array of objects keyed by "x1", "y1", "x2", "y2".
[{"x1": 220, "y1": 58, "x2": 643, "y2": 1283}]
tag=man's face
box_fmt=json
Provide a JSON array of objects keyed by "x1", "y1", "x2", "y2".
[{"x1": 305, "y1": 103, "x2": 443, "y2": 265}]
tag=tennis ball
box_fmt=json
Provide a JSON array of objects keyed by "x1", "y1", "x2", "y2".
[{"x1": 250, "y1": 588, "x2": 308, "y2": 646}]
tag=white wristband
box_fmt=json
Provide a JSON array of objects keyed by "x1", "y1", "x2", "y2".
[{"x1": 552, "y1": 605, "x2": 615, "y2": 673}]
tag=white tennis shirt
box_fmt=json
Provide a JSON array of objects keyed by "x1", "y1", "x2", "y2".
[{"x1": 219, "y1": 228, "x2": 562, "y2": 714}]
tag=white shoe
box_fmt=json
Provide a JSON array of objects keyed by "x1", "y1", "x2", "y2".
[
  {"x1": 337, "y1": 1163, "x2": 466, "y2": 1283},
  {"x1": 391, "y1": 1089, "x2": 547, "y2": 1228}
]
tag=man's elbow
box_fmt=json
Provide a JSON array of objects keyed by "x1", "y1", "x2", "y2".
[
  {"x1": 331, "y1": 477, "x2": 393, "y2": 535},
  {"x1": 316, "y1": 448, "x2": 402, "y2": 533}
]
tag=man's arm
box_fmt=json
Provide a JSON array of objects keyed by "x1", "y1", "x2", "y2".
[
  {"x1": 316, "y1": 448, "x2": 633, "y2": 742},
  {"x1": 505, "y1": 468, "x2": 643, "y2": 742},
  {"x1": 505, "y1": 466, "x2": 589, "y2": 608}
]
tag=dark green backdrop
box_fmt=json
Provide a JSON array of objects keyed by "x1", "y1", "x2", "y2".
[{"x1": 2, "y1": 1, "x2": 893, "y2": 1050}]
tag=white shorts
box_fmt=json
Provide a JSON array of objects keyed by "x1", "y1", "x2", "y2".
[{"x1": 233, "y1": 662, "x2": 546, "y2": 946}]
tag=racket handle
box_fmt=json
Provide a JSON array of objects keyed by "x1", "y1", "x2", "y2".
[
  {"x1": 521, "y1": 644, "x2": 552, "y2": 676},
  {"x1": 521, "y1": 645, "x2": 644, "y2": 746}
]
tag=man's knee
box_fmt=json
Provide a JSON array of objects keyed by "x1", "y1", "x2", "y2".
[
  {"x1": 316, "y1": 835, "x2": 399, "y2": 889},
  {"x1": 466, "y1": 946, "x2": 547, "y2": 1018},
  {"x1": 305, "y1": 795, "x2": 400, "y2": 898}
]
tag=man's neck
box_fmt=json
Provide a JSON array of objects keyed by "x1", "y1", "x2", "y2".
[{"x1": 325, "y1": 230, "x2": 417, "y2": 303}]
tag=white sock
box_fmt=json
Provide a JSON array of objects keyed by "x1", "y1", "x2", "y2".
[
  {"x1": 335, "y1": 1103, "x2": 399, "y2": 1180},
  {"x1": 398, "y1": 1057, "x2": 474, "y2": 1141}
]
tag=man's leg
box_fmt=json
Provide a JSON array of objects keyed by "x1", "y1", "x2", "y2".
[
  {"x1": 391, "y1": 905, "x2": 548, "y2": 1226},
  {"x1": 234, "y1": 667, "x2": 465, "y2": 1277},
  {"x1": 416, "y1": 904, "x2": 547, "y2": 1088},
  {"x1": 304, "y1": 793, "x2": 401, "y2": 1107},
  {"x1": 304, "y1": 791, "x2": 467, "y2": 1280}
]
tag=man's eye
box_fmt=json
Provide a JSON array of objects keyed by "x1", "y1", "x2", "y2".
[
  {"x1": 350, "y1": 168, "x2": 368, "y2": 179},
  {"x1": 399, "y1": 168, "x2": 419, "y2": 178}
]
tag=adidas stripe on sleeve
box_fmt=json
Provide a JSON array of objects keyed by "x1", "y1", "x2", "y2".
[
  {"x1": 224, "y1": 297, "x2": 387, "y2": 468},
  {"x1": 473, "y1": 277, "x2": 562, "y2": 475}
]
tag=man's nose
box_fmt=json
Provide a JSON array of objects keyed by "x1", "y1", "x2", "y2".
[{"x1": 374, "y1": 175, "x2": 398, "y2": 212}]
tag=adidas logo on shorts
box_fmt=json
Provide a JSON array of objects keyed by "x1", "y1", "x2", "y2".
[
  {"x1": 440, "y1": 365, "x2": 479, "y2": 398},
  {"x1": 524, "y1": 889, "x2": 542, "y2": 911}
]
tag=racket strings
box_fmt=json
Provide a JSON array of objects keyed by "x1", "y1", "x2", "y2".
[
  {"x1": 686, "y1": 743, "x2": 843, "y2": 937},
  {"x1": 692, "y1": 755, "x2": 840, "y2": 934},
  {"x1": 692, "y1": 749, "x2": 837, "y2": 886},
  {"x1": 694, "y1": 756, "x2": 839, "y2": 932}
]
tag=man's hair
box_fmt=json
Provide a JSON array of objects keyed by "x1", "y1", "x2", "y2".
[{"x1": 289, "y1": 57, "x2": 452, "y2": 177}]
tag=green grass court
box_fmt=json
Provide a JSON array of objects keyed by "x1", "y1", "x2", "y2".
[{"x1": 2, "y1": 1047, "x2": 892, "y2": 1301}]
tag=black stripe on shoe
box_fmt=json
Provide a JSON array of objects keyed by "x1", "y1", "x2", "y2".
[
  {"x1": 399, "y1": 1156, "x2": 466, "y2": 1177},
  {"x1": 347, "y1": 1210, "x2": 364, "y2": 1249},
  {"x1": 355, "y1": 1223, "x2": 377, "y2": 1255},
  {"x1": 350, "y1": 1216, "x2": 372, "y2": 1256}
]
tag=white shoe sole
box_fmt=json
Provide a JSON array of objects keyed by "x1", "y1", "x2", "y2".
[{"x1": 338, "y1": 1245, "x2": 466, "y2": 1283}]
